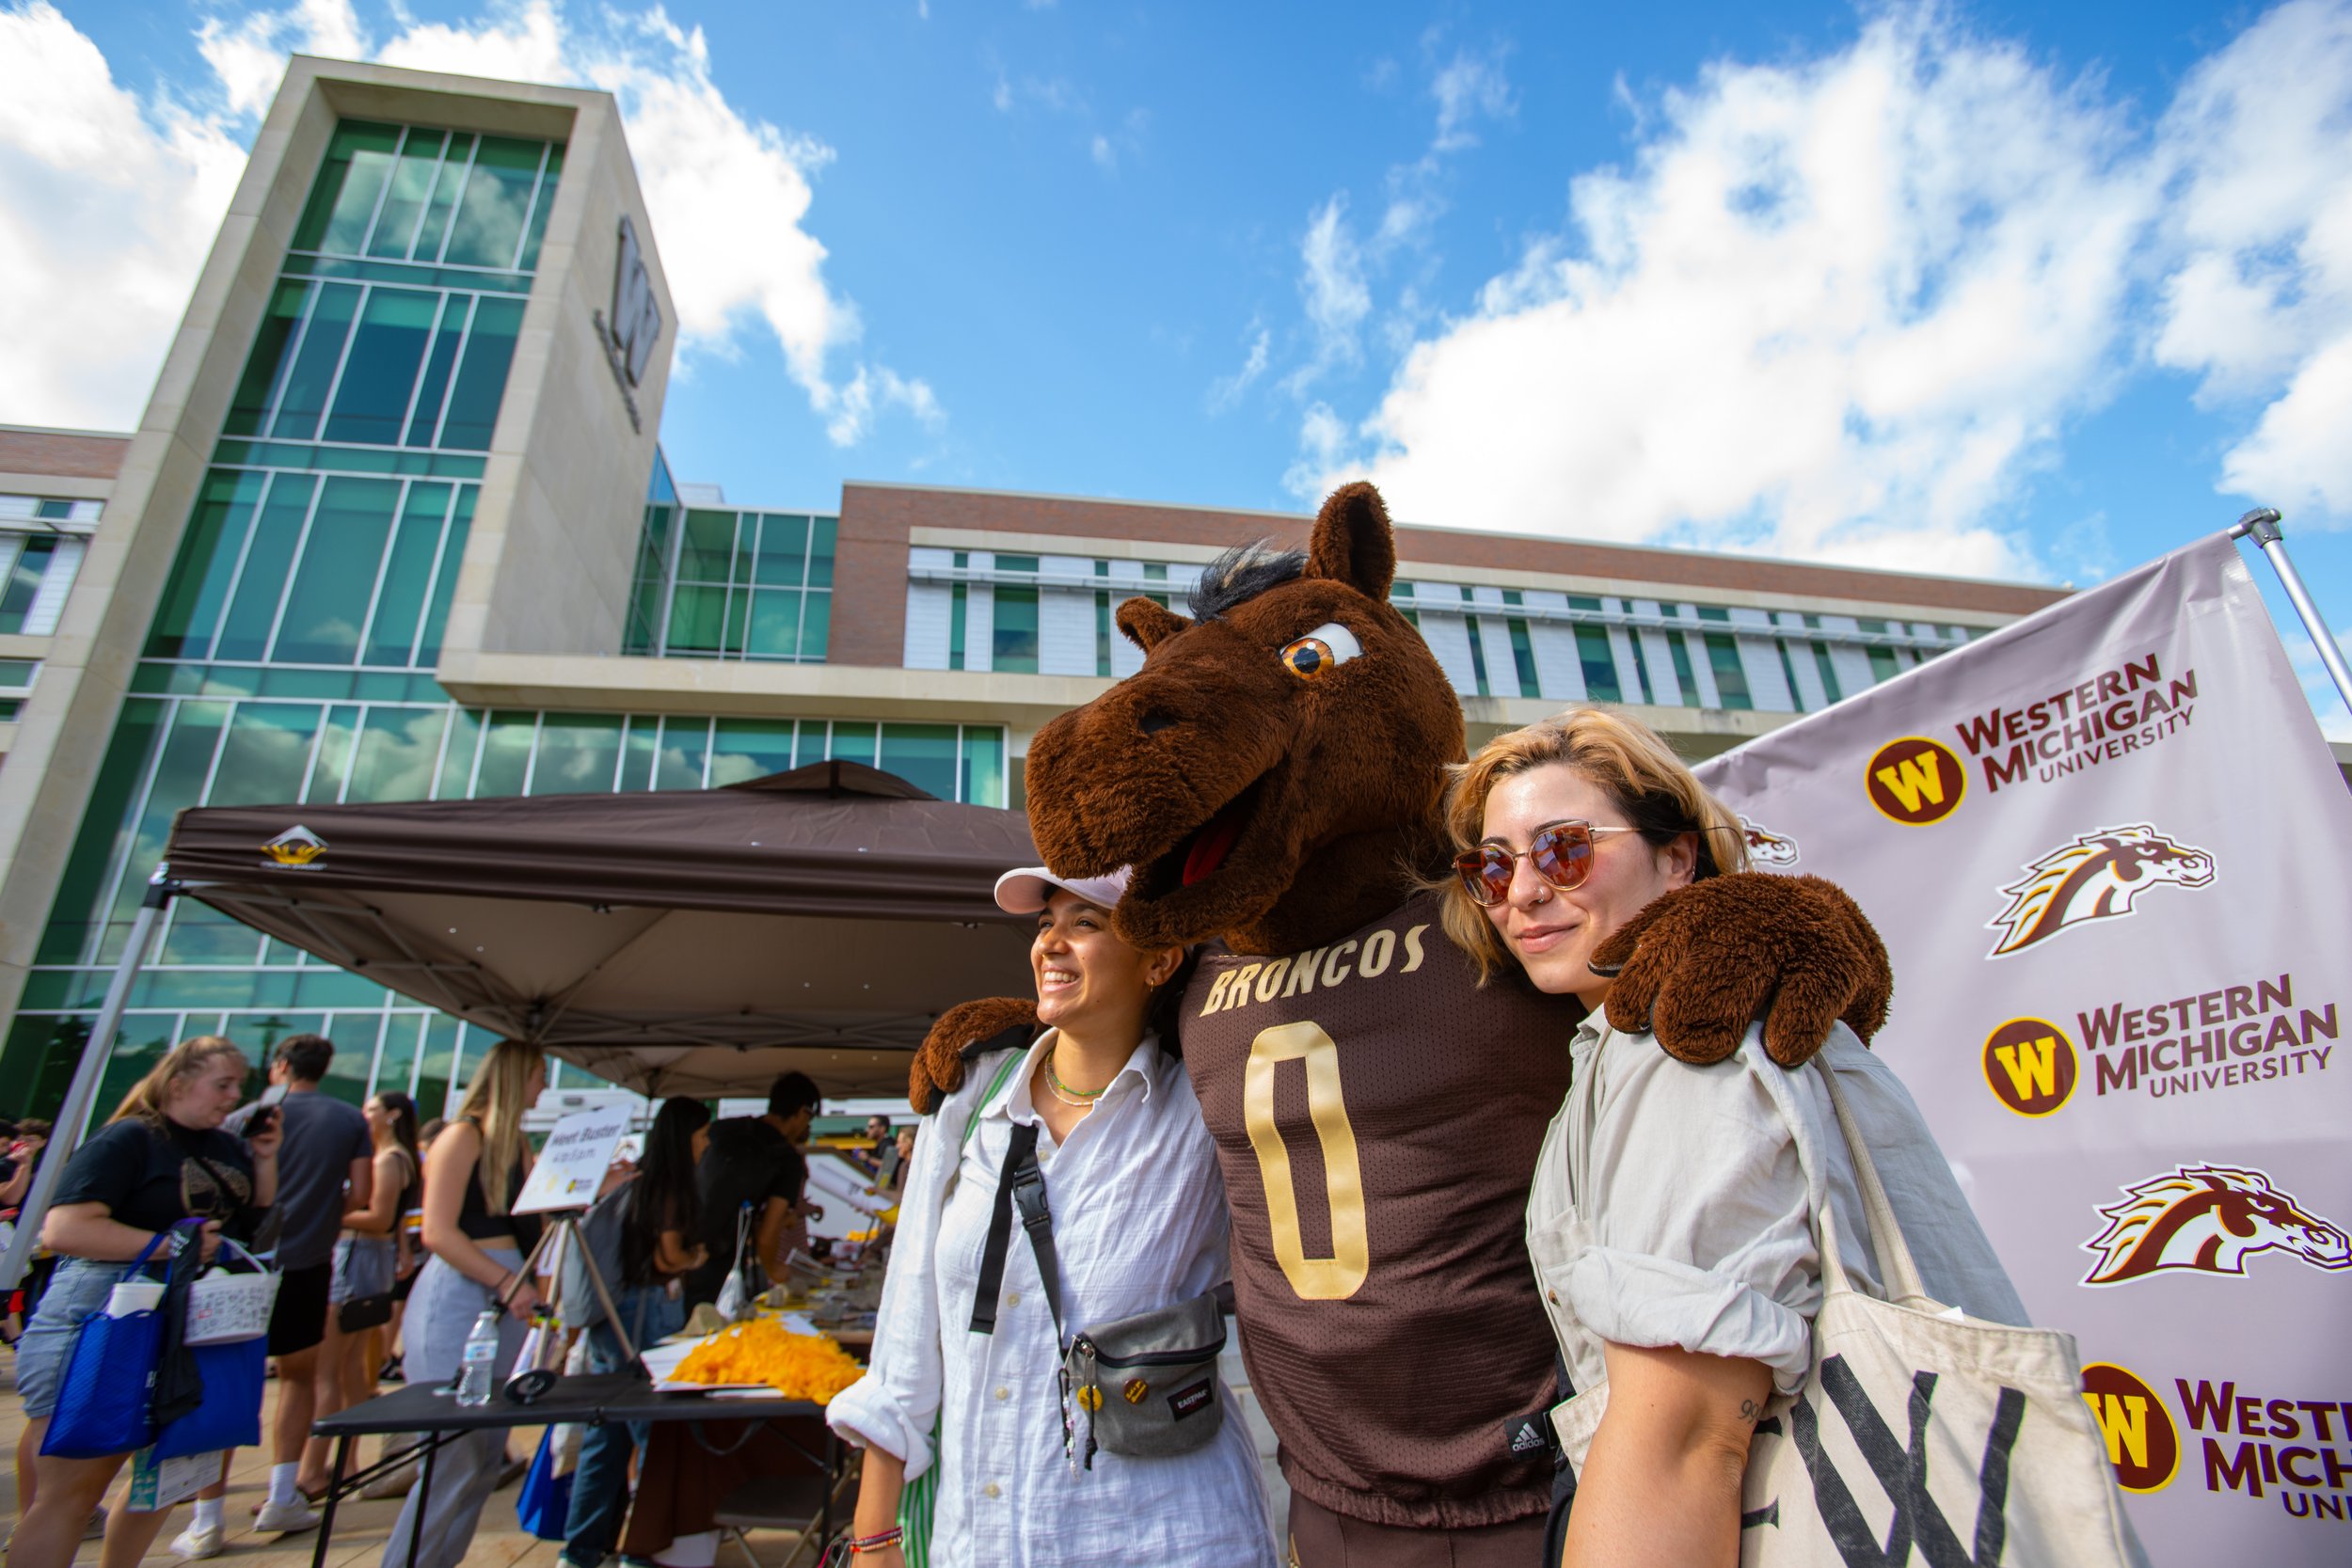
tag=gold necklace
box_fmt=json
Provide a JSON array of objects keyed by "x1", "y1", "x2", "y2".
[{"x1": 1044, "y1": 1049, "x2": 1109, "y2": 1107}]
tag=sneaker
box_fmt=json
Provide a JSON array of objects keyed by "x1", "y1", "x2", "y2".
[
  {"x1": 379, "y1": 1357, "x2": 405, "y2": 1383},
  {"x1": 85, "y1": 1510, "x2": 108, "y2": 1541},
  {"x1": 169, "y1": 1520, "x2": 225, "y2": 1560},
  {"x1": 253, "y1": 1498, "x2": 322, "y2": 1534}
]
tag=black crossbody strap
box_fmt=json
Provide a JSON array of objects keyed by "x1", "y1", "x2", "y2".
[
  {"x1": 968, "y1": 1120, "x2": 1039, "y2": 1336},
  {"x1": 1008, "y1": 1137, "x2": 1066, "y2": 1345}
]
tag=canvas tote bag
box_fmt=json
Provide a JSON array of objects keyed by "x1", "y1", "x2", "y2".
[{"x1": 1544, "y1": 1063, "x2": 2147, "y2": 1567}]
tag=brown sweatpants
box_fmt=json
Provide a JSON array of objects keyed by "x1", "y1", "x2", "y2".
[{"x1": 1286, "y1": 1492, "x2": 1549, "y2": 1568}]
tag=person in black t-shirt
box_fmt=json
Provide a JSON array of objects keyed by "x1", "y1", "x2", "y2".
[
  {"x1": 683, "y1": 1071, "x2": 822, "y2": 1307},
  {"x1": 10, "y1": 1036, "x2": 280, "y2": 1568}
]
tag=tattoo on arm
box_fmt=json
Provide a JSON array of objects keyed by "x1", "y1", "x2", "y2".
[{"x1": 1739, "y1": 1398, "x2": 1762, "y2": 1425}]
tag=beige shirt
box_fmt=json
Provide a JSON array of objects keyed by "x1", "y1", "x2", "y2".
[{"x1": 1526, "y1": 1018, "x2": 2027, "y2": 1397}]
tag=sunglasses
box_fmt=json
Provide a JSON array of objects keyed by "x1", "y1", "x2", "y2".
[{"x1": 1453, "y1": 819, "x2": 1646, "y2": 907}]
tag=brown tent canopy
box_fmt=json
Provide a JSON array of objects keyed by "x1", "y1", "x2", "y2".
[{"x1": 159, "y1": 760, "x2": 1039, "y2": 1099}]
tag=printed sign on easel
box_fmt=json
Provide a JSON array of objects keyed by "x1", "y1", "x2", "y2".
[{"x1": 513, "y1": 1104, "x2": 633, "y2": 1214}]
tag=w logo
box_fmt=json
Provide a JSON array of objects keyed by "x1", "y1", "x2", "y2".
[
  {"x1": 1984, "y1": 824, "x2": 2214, "y2": 958},
  {"x1": 1770, "y1": 1356, "x2": 2026, "y2": 1567}
]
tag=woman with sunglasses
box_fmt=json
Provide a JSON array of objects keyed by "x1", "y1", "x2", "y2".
[
  {"x1": 1436, "y1": 710, "x2": 2024, "y2": 1568},
  {"x1": 827, "y1": 866, "x2": 1277, "y2": 1568}
]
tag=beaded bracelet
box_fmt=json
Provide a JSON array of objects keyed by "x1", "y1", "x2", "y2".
[{"x1": 846, "y1": 1527, "x2": 903, "y2": 1555}]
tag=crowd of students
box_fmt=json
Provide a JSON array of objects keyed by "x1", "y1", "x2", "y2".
[{"x1": 0, "y1": 1020, "x2": 834, "y2": 1568}]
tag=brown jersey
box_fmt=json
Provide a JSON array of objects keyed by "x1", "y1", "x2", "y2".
[{"x1": 1182, "y1": 889, "x2": 1579, "y2": 1528}]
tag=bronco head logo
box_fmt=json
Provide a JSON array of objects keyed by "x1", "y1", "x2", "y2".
[
  {"x1": 1984, "y1": 823, "x2": 2213, "y2": 958},
  {"x1": 1740, "y1": 817, "x2": 1800, "y2": 868},
  {"x1": 2083, "y1": 1164, "x2": 2352, "y2": 1286}
]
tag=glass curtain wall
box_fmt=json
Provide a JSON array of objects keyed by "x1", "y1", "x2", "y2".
[
  {"x1": 0, "y1": 119, "x2": 1008, "y2": 1123},
  {"x1": 622, "y1": 502, "x2": 835, "y2": 662}
]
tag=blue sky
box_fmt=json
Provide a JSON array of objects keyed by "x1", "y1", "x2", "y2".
[{"x1": 7, "y1": 0, "x2": 2350, "y2": 734}]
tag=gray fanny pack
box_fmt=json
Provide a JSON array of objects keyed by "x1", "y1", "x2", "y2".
[{"x1": 968, "y1": 1119, "x2": 1227, "y2": 1468}]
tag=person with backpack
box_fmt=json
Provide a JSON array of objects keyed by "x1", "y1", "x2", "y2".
[{"x1": 559, "y1": 1097, "x2": 712, "y2": 1568}]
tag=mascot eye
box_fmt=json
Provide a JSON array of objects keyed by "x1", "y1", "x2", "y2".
[{"x1": 1280, "y1": 622, "x2": 1362, "y2": 680}]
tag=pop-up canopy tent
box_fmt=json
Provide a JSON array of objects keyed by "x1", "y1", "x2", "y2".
[
  {"x1": 161, "y1": 759, "x2": 1039, "y2": 1096},
  {"x1": 0, "y1": 760, "x2": 1037, "y2": 1291}
]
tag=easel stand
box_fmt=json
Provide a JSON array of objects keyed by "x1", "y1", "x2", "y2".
[{"x1": 500, "y1": 1212, "x2": 642, "y2": 1388}]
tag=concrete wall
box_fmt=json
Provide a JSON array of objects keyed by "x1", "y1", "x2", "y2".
[{"x1": 437, "y1": 90, "x2": 675, "y2": 663}]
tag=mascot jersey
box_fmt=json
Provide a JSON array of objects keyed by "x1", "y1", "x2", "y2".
[{"x1": 1183, "y1": 888, "x2": 1576, "y2": 1528}]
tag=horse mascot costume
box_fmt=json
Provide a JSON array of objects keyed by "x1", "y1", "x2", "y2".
[{"x1": 909, "y1": 482, "x2": 1892, "y2": 1559}]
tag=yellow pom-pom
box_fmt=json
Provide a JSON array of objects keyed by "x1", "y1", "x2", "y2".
[{"x1": 672, "y1": 1319, "x2": 866, "y2": 1403}]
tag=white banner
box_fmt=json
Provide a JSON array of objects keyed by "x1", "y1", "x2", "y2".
[{"x1": 1697, "y1": 534, "x2": 2352, "y2": 1563}]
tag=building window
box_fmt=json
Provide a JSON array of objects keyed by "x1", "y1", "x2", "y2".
[
  {"x1": 0, "y1": 658, "x2": 37, "y2": 721},
  {"x1": 1666, "y1": 629, "x2": 1701, "y2": 707},
  {"x1": 1506, "y1": 619, "x2": 1540, "y2": 696},
  {"x1": 1867, "y1": 645, "x2": 1901, "y2": 684},
  {"x1": 1811, "y1": 641, "x2": 1842, "y2": 704},
  {"x1": 624, "y1": 507, "x2": 836, "y2": 663},
  {"x1": 992, "y1": 585, "x2": 1040, "y2": 673},
  {"x1": 1776, "y1": 642, "x2": 1806, "y2": 712},
  {"x1": 1572, "y1": 626, "x2": 1621, "y2": 702},
  {"x1": 0, "y1": 536, "x2": 65, "y2": 635},
  {"x1": 1705, "y1": 634, "x2": 1753, "y2": 709},
  {"x1": 1463, "y1": 615, "x2": 1493, "y2": 697},
  {"x1": 1627, "y1": 629, "x2": 1656, "y2": 705}
]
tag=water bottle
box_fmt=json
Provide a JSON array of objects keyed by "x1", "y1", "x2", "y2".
[{"x1": 456, "y1": 1309, "x2": 501, "y2": 1405}]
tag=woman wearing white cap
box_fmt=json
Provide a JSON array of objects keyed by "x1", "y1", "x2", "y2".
[{"x1": 826, "y1": 866, "x2": 1277, "y2": 1568}]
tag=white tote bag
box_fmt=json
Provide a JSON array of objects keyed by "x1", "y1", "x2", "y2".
[{"x1": 1549, "y1": 1065, "x2": 2147, "y2": 1567}]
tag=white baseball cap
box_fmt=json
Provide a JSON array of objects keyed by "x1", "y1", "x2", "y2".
[{"x1": 993, "y1": 864, "x2": 1132, "y2": 915}]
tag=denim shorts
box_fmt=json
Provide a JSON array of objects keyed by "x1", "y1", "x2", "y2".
[{"x1": 13, "y1": 1256, "x2": 138, "y2": 1419}]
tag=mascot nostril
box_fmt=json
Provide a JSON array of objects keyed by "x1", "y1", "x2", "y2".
[{"x1": 910, "y1": 479, "x2": 1897, "y2": 1549}]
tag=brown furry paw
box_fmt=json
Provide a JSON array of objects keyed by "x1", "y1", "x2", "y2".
[
  {"x1": 1590, "y1": 874, "x2": 1891, "y2": 1068},
  {"x1": 909, "y1": 997, "x2": 1041, "y2": 1113}
]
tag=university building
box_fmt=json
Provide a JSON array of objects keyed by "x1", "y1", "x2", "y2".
[{"x1": 0, "y1": 56, "x2": 2073, "y2": 1121}]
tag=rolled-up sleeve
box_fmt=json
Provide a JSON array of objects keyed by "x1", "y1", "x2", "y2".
[
  {"x1": 1542, "y1": 1037, "x2": 1823, "y2": 1393},
  {"x1": 826, "y1": 1078, "x2": 973, "y2": 1478}
]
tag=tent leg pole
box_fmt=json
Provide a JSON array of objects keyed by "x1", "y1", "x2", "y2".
[
  {"x1": 2233, "y1": 508, "x2": 2352, "y2": 717},
  {"x1": 0, "y1": 871, "x2": 177, "y2": 1294}
]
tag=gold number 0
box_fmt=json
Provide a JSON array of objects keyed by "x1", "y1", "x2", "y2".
[{"x1": 1243, "y1": 1022, "x2": 1370, "y2": 1301}]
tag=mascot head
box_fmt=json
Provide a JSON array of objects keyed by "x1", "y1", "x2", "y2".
[{"x1": 1025, "y1": 482, "x2": 1463, "y2": 956}]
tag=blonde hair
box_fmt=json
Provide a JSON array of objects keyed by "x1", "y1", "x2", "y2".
[
  {"x1": 454, "y1": 1040, "x2": 544, "y2": 1212},
  {"x1": 110, "y1": 1036, "x2": 248, "y2": 1127},
  {"x1": 1433, "y1": 708, "x2": 1749, "y2": 983}
]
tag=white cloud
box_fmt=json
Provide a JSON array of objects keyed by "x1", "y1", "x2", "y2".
[
  {"x1": 0, "y1": 0, "x2": 934, "y2": 446},
  {"x1": 1295, "y1": 10, "x2": 2154, "y2": 578},
  {"x1": 1290, "y1": 196, "x2": 1372, "y2": 388},
  {"x1": 1282, "y1": 402, "x2": 1350, "y2": 500},
  {"x1": 0, "y1": 4, "x2": 249, "y2": 431},
  {"x1": 1207, "y1": 324, "x2": 1270, "y2": 413},
  {"x1": 2153, "y1": 0, "x2": 2352, "y2": 522},
  {"x1": 1272, "y1": 44, "x2": 1512, "y2": 404},
  {"x1": 1431, "y1": 45, "x2": 1513, "y2": 153}
]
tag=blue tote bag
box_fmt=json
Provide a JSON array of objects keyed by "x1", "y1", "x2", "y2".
[
  {"x1": 151, "y1": 1237, "x2": 275, "y2": 1460},
  {"x1": 515, "y1": 1428, "x2": 575, "y2": 1540},
  {"x1": 151, "y1": 1336, "x2": 268, "y2": 1460},
  {"x1": 40, "y1": 1227, "x2": 184, "y2": 1460}
]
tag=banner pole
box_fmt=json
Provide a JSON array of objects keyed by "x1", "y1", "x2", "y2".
[
  {"x1": 0, "y1": 867, "x2": 179, "y2": 1294},
  {"x1": 2231, "y1": 507, "x2": 2352, "y2": 717}
]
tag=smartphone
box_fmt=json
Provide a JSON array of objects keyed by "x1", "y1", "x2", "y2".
[{"x1": 245, "y1": 1103, "x2": 279, "y2": 1139}]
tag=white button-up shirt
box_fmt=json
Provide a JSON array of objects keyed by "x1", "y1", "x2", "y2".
[
  {"x1": 829, "y1": 1030, "x2": 1278, "y2": 1568},
  {"x1": 1526, "y1": 1019, "x2": 2029, "y2": 1399}
]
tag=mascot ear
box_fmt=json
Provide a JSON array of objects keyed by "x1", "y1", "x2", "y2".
[
  {"x1": 1306, "y1": 482, "x2": 1397, "y2": 600},
  {"x1": 1117, "y1": 595, "x2": 1192, "y2": 652}
]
